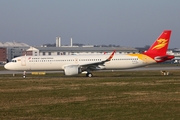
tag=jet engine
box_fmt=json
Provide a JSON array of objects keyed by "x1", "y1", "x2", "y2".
[{"x1": 64, "y1": 65, "x2": 81, "y2": 76}]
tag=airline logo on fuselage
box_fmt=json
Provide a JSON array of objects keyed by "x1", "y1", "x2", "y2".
[{"x1": 152, "y1": 39, "x2": 168, "y2": 50}]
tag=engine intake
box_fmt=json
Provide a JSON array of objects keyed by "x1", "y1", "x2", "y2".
[{"x1": 64, "y1": 65, "x2": 81, "y2": 76}]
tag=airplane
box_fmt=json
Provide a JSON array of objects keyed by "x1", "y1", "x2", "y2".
[{"x1": 4, "y1": 30, "x2": 174, "y2": 78}]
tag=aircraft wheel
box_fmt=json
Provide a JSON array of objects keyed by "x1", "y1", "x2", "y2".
[
  {"x1": 86, "y1": 73, "x2": 93, "y2": 77},
  {"x1": 23, "y1": 71, "x2": 26, "y2": 79},
  {"x1": 23, "y1": 75, "x2": 26, "y2": 79}
]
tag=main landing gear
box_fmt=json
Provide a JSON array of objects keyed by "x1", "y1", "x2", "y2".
[{"x1": 86, "y1": 72, "x2": 93, "y2": 77}]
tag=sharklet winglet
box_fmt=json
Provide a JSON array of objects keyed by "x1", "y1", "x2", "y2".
[{"x1": 107, "y1": 50, "x2": 116, "y2": 61}]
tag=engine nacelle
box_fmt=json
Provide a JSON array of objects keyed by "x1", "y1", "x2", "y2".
[{"x1": 64, "y1": 65, "x2": 81, "y2": 76}]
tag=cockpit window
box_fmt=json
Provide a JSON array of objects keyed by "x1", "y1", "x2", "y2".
[{"x1": 11, "y1": 60, "x2": 17, "y2": 62}]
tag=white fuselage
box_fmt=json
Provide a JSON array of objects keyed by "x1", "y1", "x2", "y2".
[{"x1": 4, "y1": 54, "x2": 156, "y2": 71}]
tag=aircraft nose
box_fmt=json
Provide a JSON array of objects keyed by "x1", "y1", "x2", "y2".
[{"x1": 4, "y1": 63, "x2": 10, "y2": 70}]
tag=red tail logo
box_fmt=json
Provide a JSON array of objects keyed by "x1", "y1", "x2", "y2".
[
  {"x1": 144, "y1": 30, "x2": 171, "y2": 57},
  {"x1": 152, "y1": 39, "x2": 168, "y2": 50}
]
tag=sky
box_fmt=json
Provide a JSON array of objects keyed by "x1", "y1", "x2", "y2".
[{"x1": 0, "y1": 0, "x2": 180, "y2": 48}]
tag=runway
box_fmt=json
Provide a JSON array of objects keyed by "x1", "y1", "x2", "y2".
[{"x1": 0, "y1": 66, "x2": 180, "y2": 75}]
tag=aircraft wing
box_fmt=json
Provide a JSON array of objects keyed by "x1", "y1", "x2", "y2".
[{"x1": 79, "y1": 50, "x2": 115, "y2": 70}]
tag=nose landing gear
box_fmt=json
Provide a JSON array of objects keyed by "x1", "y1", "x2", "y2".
[{"x1": 23, "y1": 71, "x2": 26, "y2": 78}]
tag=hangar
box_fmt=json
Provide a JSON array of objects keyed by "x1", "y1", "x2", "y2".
[
  {"x1": 1, "y1": 41, "x2": 178, "y2": 64},
  {"x1": 0, "y1": 41, "x2": 139, "y2": 62},
  {"x1": 23, "y1": 46, "x2": 139, "y2": 56}
]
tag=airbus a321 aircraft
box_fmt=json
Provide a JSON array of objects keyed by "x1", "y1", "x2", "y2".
[{"x1": 4, "y1": 30, "x2": 174, "y2": 78}]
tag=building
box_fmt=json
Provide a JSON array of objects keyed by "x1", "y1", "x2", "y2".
[
  {"x1": 22, "y1": 47, "x2": 39, "y2": 56},
  {"x1": 0, "y1": 42, "x2": 30, "y2": 62},
  {"x1": 0, "y1": 41, "x2": 140, "y2": 62},
  {"x1": 23, "y1": 46, "x2": 139, "y2": 56},
  {"x1": 3, "y1": 41, "x2": 180, "y2": 64},
  {"x1": 172, "y1": 48, "x2": 180, "y2": 63},
  {"x1": 0, "y1": 47, "x2": 7, "y2": 63}
]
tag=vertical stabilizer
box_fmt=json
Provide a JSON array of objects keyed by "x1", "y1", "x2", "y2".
[{"x1": 144, "y1": 30, "x2": 171, "y2": 57}]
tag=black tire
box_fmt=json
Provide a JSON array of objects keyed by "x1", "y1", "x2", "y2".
[{"x1": 87, "y1": 73, "x2": 93, "y2": 77}]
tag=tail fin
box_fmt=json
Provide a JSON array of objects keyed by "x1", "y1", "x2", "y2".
[{"x1": 144, "y1": 30, "x2": 171, "y2": 57}]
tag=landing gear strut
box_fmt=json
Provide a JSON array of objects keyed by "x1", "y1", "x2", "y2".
[{"x1": 23, "y1": 71, "x2": 26, "y2": 78}]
